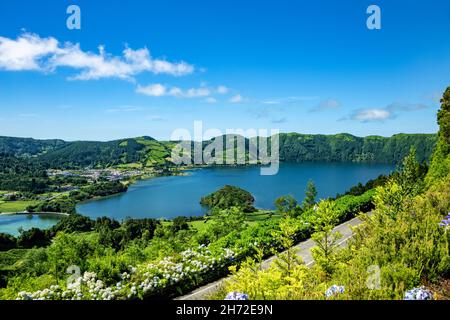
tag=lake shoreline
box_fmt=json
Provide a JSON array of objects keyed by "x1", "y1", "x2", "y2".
[
  {"x1": 0, "y1": 211, "x2": 69, "y2": 216},
  {"x1": 76, "y1": 162, "x2": 395, "y2": 221}
]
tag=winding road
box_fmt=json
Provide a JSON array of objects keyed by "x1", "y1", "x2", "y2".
[{"x1": 176, "y1": 214, "x2": 366, "y2": 300}]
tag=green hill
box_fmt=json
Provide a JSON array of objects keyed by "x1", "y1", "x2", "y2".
[
  {"x1": 277, "y1": 133, "x2": 437, "y2": 163},
  {"x1": 0, "y1": 133, "x2": 437, "y2": 169},
  {"x1": 0, "y1": 136, "x2": 66, "y2": 156},
  {"x1": 37, "y1": 136, "x2": 175, "y2": 168}
]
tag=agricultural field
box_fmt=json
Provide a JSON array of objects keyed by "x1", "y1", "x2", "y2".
[{"x1": 0, "y1": 200, "x2": 40, "y2": 213}]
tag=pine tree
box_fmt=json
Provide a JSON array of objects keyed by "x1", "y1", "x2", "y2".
[{"x1": 302, "y1": 179, "x2": 317, "y2": 210}]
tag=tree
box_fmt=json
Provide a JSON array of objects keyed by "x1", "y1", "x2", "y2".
[
  {"x1": 171, "y1": 216, "x2": 189, "y2": 233},
  {"x1": 310, "y1": 200, "x2": 342, "y2": 277},
  {"x1": 274, "y1": 195, "x2": 299, "y2": 217},
  {"x1": 302, "y1": 180, "x2": 317, "y2": 210},
  {"x1": 0, "y1": 233, "x2": 17, "y2": 251},
  {"x1": 207, "y1": 207, "x2": 247, "y2": 241},
  {"x1": 397, "y1": 147, "x2": 427, "y2": 195},
  {"x1": 200, "y1": 185, "x2": 256, "y2": 212},
  {"x1": 427, "y1": 86, "x2": 450, "y2": 183},
  {"x1": 17, "y1": 228, "x2": 51, "y2": 248},
  {"x1": 272, "y1": 218, "x2": 303, "y2": 277},
  {"x1": 47, "y1": 232, "x2": 96, "y2": 281},
  {"x1": 49, "y1": 213, "x2": 93, "y2": 236}
]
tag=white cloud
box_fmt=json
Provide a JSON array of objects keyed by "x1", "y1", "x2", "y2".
[
  {"x1": 184, "y1": 87, "x2": 210, "y2": 98},
  {"x1": 0, "y1": 33, "x2": 58, "y2": 71},
  {"x1": 136, "y1": 84, "x2": 167, "y2": 97},
  {"x1": 205, "y1": 97, "x2": 218, "y2": 103},
  {"x1": 229, "y1": 94, "x2": 243, "y2": 103},
  {"x1": 343, "y1": 101, "x2": 430, "y2": 123},
  {"x1": 216, "y1": 85, "x2": 229, "y2": 94},
  {"x1": 310, "y1": 98, "x2": 341, "y2": 112},
  {"x1": 0, "y1": 33, "x2": 194, "y2": 80},
  {"x1": 136, "y1": 83, "x2": 213, "y2": 98},
  {"x1": 350, "y1": 108, "x2": 391, "y2": 122},
  {"x1": 106, "y1": 105, "x2": 143, "y2": 113},
  {"x1": 258, "y1": 96, "x2": 319, "y2": 105},
  {"x1": 261, "y1": 100, "x2": 281, "y2": 105},
  {"x1": 271, "y1": 117, "x2": 287, "y2": 124},
  {"x1": 146, "y1": 115, "x2": 165, "y2": 121},
  {"x1": 385, "y1": 102, "x2": 428, "y2": 112},
  {"x1": 148, "y1": 84, "x2": 227, "y2": 101}
]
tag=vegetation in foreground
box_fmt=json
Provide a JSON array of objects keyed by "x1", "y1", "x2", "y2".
[
  {"x1": 0, "y1": 172, "x2": 377, "y2": 299},
  {"x1": 210, "y1": 87, "x2": 450, "y2": 300},
  {"x1": 0, "y1": 89, "x2": 447, "y2": 300}
]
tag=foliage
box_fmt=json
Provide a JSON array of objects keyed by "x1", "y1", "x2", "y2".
[
  {"x1": 49, "y1": 214, "x2": 94, "y2": 235},
  {"x1": 427, "y1": 87, "x2": 450, "y2": 184},
  {"x1": 200, "y1": 185, "x2": 256, "y2": 213},
  {"x1": 37, "y1": 136, "x2": 173, "y2": 169},
  {"x1": 17, "y1": 228, "x2": 51, "y2": 249},
  {"x1": 0, "y1": 187, "x2": 377, "y2": 299},
  {"x1": 209, "y1": 87, "x2": 450, "y2": 300},
  {"x1": 0, "y1": 154, "x2": 50, "y2": 193},
  {"x1": 303, "y1": 180, "x2": 317, "y2": 210},
  {"x1": 341, "y1": 173, "x2": 391, "y2": 197},
  {"x1": 213, "y1": 177, "x2": 449, "y2": 300},
  {"x1": 396, "y1": 147, "x2": 427, "y2": 195},
  {"x1": 274, "y1": 195, "x2": 298, "y2": 217},
  {"x1": 3, "y1": 88, "x2": 448, "y2": 300},
  {"x1": 271, "y1": 218, "x2": 304, "y2": 279},
  {"x1": 28, "y1": 181, "x2": 127, "y2": 214},
  {"x1": 0, "y1": 137, "x2": 65, "y2": 156},
  {"x1": 278, "y1": 132, "x2": 436, "y2": 164},
  {"x1": 0, "y1": 233, "x2": 17, "y2": 251},
  {"x1": 0, "y1": 132, "x2": 437, "y2": 171},
  {"x1": 310, "y1": 200, "x2": 342, "y2": 276},
  {"x1": 202, "y1": 207, "x2": 247, "y2": 242},
  {"x1": 171, "y1": 216, "x2": 190, "y2": 233}
]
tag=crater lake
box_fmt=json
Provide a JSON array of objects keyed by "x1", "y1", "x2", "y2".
[{"x1": 76, "y1": 162, "x2": 395, "y2": 221}]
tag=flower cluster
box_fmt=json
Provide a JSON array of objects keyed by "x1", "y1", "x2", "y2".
[
  {"x1": 130, "y1": 246, "x2": 236, "y2": 298},
  {"x1": 438, "y1": 213, "x2": 450, "y2": 228},
  {"x1": 224, "y1": 292, "x2": 249, "y2": 300},
  {"x1": 18, "y1": 271, "x2": 124, "y2": 300},
  {"x1": 404, "y1": 287, "x2": 434, "y2": 300},
  {"x1": 18, "y1": 285, "x2": 62, "y2": 300},
  {"x1": 16, "y1": 246, "x2": 236, "y2": 300},
  {"x1": 325, "y1": 285, "x2": 345, "y2": 298}
]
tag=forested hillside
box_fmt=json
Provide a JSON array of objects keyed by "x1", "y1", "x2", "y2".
[
  {"x1": 37, "y1": 136, "x2": 174, "y2": 168},
  {"x1": 0, "y1": 137, "x2": 66, "y2": 156},
  {"x1": 278, "y1": 133, "x2": 436, "y2": 163},
  {"x1": 0, "y1": 133, "x2": 437, "y2": 169}
]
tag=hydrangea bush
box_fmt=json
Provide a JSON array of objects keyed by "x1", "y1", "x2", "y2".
[
  {"x1": 17, "y1": 246, "x2": 236, "y2": 300},
  {"x1": 404, "y1": 287, "x2": 434, "y2": 300},
  {"x1": 438, "y1": 213, "x2": 450, "y2": 228},
  {"x1": 225, "y1": 292, "x2": 249, "y2": 300},
  {"x1": 325, "y1": 285, "x2": 345, "y2": 298}
]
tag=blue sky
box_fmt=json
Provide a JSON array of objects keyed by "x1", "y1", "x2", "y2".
[{"x1": 0, "y1": 0, "x2": 449, "y2": 141}]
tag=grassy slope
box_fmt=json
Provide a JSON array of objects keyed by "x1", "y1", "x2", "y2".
[{"x1": 0, "y1": 200, "x2": 40, "y2": 213}]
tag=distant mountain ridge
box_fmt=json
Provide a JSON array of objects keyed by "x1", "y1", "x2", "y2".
[
  {"x1": 0, "y1": 136, "x2": 67, "y2": 156},
  {"x1": 277, "y1": 133, "x2": 437, "y2": 164},
  {"x1": 0, "y1": 133, "x2": 437, "y2": 168}
]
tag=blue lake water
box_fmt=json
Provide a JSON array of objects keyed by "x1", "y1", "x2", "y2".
[
  {"x1": 0, "y1": 213, "x2": 63, "y2": 236},
  {"x1": 76, "y1": 162, "x2": 395, "y2": 221}
]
